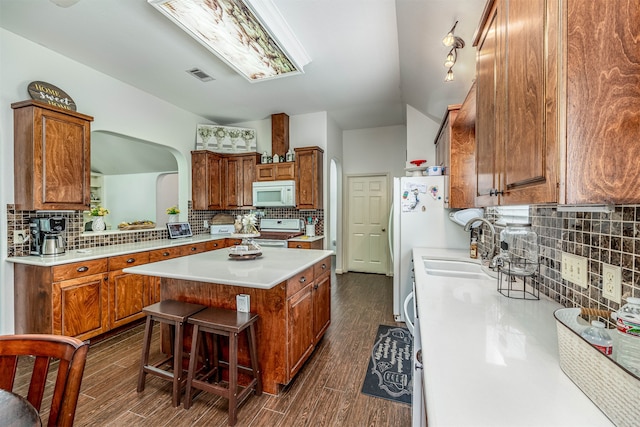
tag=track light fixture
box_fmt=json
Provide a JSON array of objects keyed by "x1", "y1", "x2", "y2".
[{"x1": 442, "y1": 21, "x2": 465, "y2": 82}]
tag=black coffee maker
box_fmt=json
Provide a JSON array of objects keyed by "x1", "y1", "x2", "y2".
[{"x1": 29, "y1": 217, "x2": 67, "y2": 256}]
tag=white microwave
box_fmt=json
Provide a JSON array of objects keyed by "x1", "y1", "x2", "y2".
[{"x1": 252, "y1": 180, "x2": 296, "y2": 207}]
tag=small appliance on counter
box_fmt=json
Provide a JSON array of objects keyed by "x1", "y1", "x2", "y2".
[{"x1": 29, "y1": 217, "x2": 66, "y2": 256}]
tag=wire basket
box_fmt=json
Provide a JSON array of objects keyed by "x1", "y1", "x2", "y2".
[{"x1": 496, "y1": 257, "x2": 539, "y2": 300}]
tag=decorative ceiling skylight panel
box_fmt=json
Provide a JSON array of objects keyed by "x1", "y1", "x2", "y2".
[{"x1": 148, "y1": 0, "x2": 311, "y2": 82}]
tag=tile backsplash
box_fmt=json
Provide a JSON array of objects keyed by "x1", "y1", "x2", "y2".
[
  {"x1": 478, "y1": 205, "x2": 640, "y2": 314},
  {"x1": 6, "y1": 203, "x2": 324, "y2": 257}
]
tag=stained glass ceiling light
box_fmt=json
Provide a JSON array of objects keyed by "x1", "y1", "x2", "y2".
[{"x1": 148, "y1": 0, "x2": 311, "y2": 82}]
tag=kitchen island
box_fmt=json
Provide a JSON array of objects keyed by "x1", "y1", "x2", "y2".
[
  {"x1": 124, "y1": 247, "x2": 333, "y2": 395},
  {"x1": 412, "y1": 248, "x2": 613, "y2": 426}
]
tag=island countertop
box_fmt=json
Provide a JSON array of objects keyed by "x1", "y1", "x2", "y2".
[{"x1": 124, "y1": 247, "x2": 333, "y2": 289}]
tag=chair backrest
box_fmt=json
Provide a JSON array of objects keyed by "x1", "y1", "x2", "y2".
[{"x1": 0, "y1": 334, "x2": 89, "y2": 427}]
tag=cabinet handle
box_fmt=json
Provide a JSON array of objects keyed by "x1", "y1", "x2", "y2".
[
  {"x1": 213, "y1": 243, "x2": 219, "y2": 247},
  {"x1": 126, "y1": 258, "x2": 135, "y2": 263},
  {"x1": 300, "y1": 276, "x2": 306, "y2": 283},
  {"x1": 77, "y1": 266, "x2": 89, "y2": 273},
  {"x1": 296, "y1": 244, "x2": 302, "y2": 248},
  {"x1": 489, "y1": 188, "x2": 504, "y2": 197},
  {"x1": 314, "y1": 284, "x2": 318, "y2": 290},
  {"x1": 163, "y1": 252, "x2": 170, "y2": 256},
  {"x1": 190, "y1": 247, "x2": 197, "y2": 251},
  {"x1": 321, "y1": 263, "x2": 327, "y2": 270}
]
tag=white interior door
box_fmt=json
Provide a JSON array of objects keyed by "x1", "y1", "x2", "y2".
[{"x1": 346, "y1": 175, "x2": 389, "y2": 274}]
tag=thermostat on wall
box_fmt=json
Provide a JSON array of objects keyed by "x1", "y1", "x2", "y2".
[{"x1": 236, "y1": 294, "x2": 250, "y2": 313}]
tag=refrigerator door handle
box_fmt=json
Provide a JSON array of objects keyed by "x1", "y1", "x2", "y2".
[{"x1": 388, "y1": 202, "x2": 394, "y2": 263}]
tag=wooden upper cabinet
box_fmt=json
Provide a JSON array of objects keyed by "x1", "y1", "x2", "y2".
[
  {"x1": 474, "y1": 0, "x2": 501, "y2": 207},
  {"x1": 223, "y1": 152, "x2": 260, "y2": 208},
  {"x1": 191, "y1": 150, "x2": 224, "y2": 210},
  {"x1": 562, "y1": 0, "x2": 640, "y2": 204},
  {"x1": 500, "y1": 0, "x2": 557, "y2": 205},
  {"x1": 473, "y1": 0, "x2": 640, "y2": 206},
  {"x1": 473, "y1": 0, "x2": 557, "y2": 206},
  {"x1": 12, "y1": 100, "x2": 93, "y2": 210},
  {"x1": 256, "y1": 162, "x2": 295, "y2": 181},
  {"x1": 295, "y1": 146, "x2": 323, "y2": 209},
  {"x1": 435, "y1": 93, "x2": 477, "y2": 209}
]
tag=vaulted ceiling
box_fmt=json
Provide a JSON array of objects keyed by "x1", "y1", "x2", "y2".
[{"x1": 0, "y1": 0, "x2": 486, "y2": 130}]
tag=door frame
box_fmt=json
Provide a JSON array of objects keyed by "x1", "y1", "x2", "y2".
[{"x1": 343, "y1": 172, "x2": 391, "y2": 274}]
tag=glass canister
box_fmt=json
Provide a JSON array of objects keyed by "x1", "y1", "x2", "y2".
[{"x1": 499, "y1": 223, "x2": 538, "y2": 275}]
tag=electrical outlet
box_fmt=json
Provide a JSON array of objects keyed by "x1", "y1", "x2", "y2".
[
  {"x1": 561, "y1": 253, "x2": 589, "y2": 288},
  {"x1": 602, "y1": 263, "x2": 622, "y2": 304},
  {"x1": 203, "y1": 220, "x2": 209, "y2": 228},
  {"x1": 13, "y1": 230, "x2": 29, "y2": 244}
]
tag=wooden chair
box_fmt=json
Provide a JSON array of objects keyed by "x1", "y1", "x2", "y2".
[{"x1": 0, "y1": 334, "x2": 89, "y2": 427}]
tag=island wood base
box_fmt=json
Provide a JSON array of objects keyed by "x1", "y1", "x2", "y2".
[{"x1": 160, "y1": 255, "x2": 331, "y2": 395}]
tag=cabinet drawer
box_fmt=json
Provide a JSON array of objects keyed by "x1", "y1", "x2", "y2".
[
  {"x1": 286, "y1": 266, "x2": 314, "y2": 298},
  {"x1": 108, "y1": 252, "x2": 150, "y2": 270},
  {"x1": 209, "y1": 239, "x2": 225, "y2": 250},
  {"x1": 180, "y1": 242, "x2": 209, "y2": 256},
  {"x1": 288, "y1": 241, "x2": 312, "y2": 249},
  {"x1": 53, "y1": 258, "x2": 108, "y2": 282},
  {"x1": 149, "y1": 246, "x2": 183, "y2": 262},
  {"x1": 313, "y1": 257, "x2": 331, "y2": 278}
]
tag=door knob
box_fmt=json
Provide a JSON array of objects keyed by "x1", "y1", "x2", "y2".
[{"x1": 382, "y1": 228, "x2": 386, "y2": 232}]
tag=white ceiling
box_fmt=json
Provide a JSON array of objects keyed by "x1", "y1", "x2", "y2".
[{"x1": 0, "y1": 0, "x2": 486, "y2": 130}]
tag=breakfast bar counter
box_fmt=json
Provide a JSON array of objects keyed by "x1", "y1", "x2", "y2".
[{"x1": 125, "y1": 247, "x2": 334, "y2": 395}]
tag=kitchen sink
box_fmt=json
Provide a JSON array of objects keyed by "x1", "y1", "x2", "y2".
[{"x1": 423, "y1": 258, "x2": 495, "y2": 280}]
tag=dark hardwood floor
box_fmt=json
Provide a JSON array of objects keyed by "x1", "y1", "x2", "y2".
[{"x1": 18, "y1": 270, "x2": 412, "y2": 426}]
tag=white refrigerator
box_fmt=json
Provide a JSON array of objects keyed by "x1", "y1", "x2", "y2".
[{"x1": 390, "y1": 176, "x2": 469, "y2": 322}]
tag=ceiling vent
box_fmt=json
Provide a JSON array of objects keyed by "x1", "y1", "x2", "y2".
[{"x1": 187, "y1": 68, "x2": 214, "y2": 82}]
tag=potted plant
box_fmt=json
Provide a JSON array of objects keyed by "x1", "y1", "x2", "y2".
[
  {"x1": 166, "y1": 205, "x2": 180, "y2": 223},
  {"x1": 89, "y1": 206, "x2": 109, "y2": 231}
]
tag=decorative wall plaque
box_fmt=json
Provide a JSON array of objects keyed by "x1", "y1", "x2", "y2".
[
  {"x1": 27, "y1": 81, "x2": 77, "y2": 111},
  {"x1": 196, "y1": 124, "x2": 257, "y2": 153}
]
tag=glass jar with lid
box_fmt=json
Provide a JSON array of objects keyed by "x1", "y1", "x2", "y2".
[{"x1": 499, "y1": 223, "x2": 538, "y2": 275}]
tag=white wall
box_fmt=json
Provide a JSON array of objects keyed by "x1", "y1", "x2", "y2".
[
  {"x1": 343, "y1": 125, "x2": 407, "y2": 177},
  {"x1": 0, "y1": 29, "x2": 211, "y2": 333},
  {"x1": 156, "y1": 173, "x2": 180, "y2": 225},
  {"x1": 104, "y1": 173, "x2": 163, "y2": 228},
  {"x1": 406, "y1": 104, "x2": 440, "y2": 168}
]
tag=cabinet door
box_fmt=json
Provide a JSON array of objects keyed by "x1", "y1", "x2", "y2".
[
  {"x1": 192, "y1": 151, "x2": 224, "y2": 210},
  {"x1": 501, "y1": 0, "x2": 558, "y2": 205},
  {"x1": 475, "y1": 2, "x2": 501, "y2": 207},
  {"x1": 295, "y1": 147, "x2": 323, "y2": 209},
  {"x1": 450, "y1": 84, "x2": 478, "y2": 208},
  {"x1": 241, "y1": 155, "x2": 257, "y2": 207},
  {"x1": 256, "y1": 164, "x2": 276, "y2": 181},
  {"x1": 287, "y1": 285, "x2": 314, "y2": 378},
  {"x1": 53, "y1": 273, "x2": 109, "y2": 340},
  {"x1": 108, "y1": 269, "x2": 150, "y2": 329},
  {"x1": 13, "y1": 101, "x2": 92, "y2": 211},
  {"x1": 312, "y1": 272, "x2": 331, "y2": 343},
  {"x1": 223, "y1": 156, "x2": 241, "y2": 208}
]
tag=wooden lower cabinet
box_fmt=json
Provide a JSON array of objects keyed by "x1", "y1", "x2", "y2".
[
  {"x1": 287, "y1": 285, "x2": 314, "y2": 378},
  {"x1": 108, "y1": 252, "x2": 151, "y2": 329},
  {"x1": 160, "y1": 255, "x2": 332, "y2": 394},
  {"x1": 13, "y1": 239, "x2": 227, "y2": 341},
  {"x1": 53, "y1": 272, "x2": 109, "y2": 341}
]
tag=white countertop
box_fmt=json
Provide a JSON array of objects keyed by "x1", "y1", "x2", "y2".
[
  {"x1": 5, "y1": 234, "x2": 228, "y2": 267},
  {"x1": 412, "y1": 247, "x2": 613, "y2": 427},
  {"x1": 124, "y1": 247, "x2": 333, "y2": 289}
]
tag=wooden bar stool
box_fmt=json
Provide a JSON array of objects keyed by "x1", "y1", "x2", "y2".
[
  {"x1": 137, "y1": 299, "x2": 206, "y2": 407},
  {"x1": 184, "y1": 307, "x2": 262, "y2": 426}
]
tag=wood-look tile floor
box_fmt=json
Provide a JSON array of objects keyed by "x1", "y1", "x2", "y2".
[{"x1": 24, "y1": 270, "x2": 412, "y2": 426}]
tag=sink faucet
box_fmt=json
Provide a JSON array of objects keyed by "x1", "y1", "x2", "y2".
[{"x1": 463, "y1": 217, "x2": 500, "y2": 269}]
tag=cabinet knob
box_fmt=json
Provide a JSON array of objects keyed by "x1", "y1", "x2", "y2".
[
  {"x1": 213, "y1": 243, "x2": 219, "y2": 247},
  {"x1": 77, "y1": 266, "x2": 89, "y2": 273},
  {"x1": 300, "y1": 277, "x2": 306, "y2": 283},
  {"x1": 190, "y1": 247, "x2": 197, "y2": 251},
  {"x1": 163, "y1": 252, "x2": 170, "y2": 256},
  {"x1": 296, "y1": 244, "x2": 302, "y2": 248},
  {"x1": 321, "y1": 264, "x2": 327, "y2": 270},
  {"x1": 126, "y1": 258, "x2": 135, "y2": 263}
]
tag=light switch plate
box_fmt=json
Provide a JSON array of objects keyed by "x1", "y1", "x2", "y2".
[
  {"x1": 236, "y1": 294, "x2": 250, "y2": 313},
  {"x1": 561, "y1": 253, "x2": 589, "y2": 289}
]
